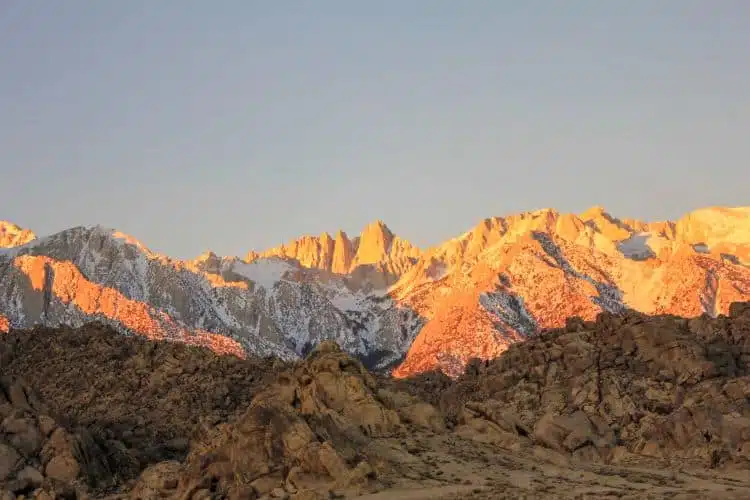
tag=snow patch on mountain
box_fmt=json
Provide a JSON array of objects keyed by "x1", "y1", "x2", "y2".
[
  {"x1": 618, "y1": 233, "x2": 655, "y2": 260},
  {"x1": 693, "y1": 243, "x2": 710, "y2": 254},
  {"x1": 329, "y1": 289, "x2": 369, "y2": 312},
  {"x1": 533, "y1": 231, "x2": 626, "y2": 314},
  {"x1": 232, "y1": 258, "x2": 295, "y2": 290},
  {"x1": 479, "y1": 289, "x2": 538, "y2": 337}
]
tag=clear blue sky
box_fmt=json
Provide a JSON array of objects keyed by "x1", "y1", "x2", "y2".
[{"x1": 1, "y1": 1, "x2": 748, "y2": 259}]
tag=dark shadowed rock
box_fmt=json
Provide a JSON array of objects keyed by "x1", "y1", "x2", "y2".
[
  {"x1": 442, "y1": 306, "x2": 750, "y2": 469},
  {"x1": 3, "y1": 307, "x2": 750, "y2": 498}
]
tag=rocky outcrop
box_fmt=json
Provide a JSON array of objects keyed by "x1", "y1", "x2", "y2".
[
  {"x1": 0, "y1": 222, "x2": 34, "y2": 249},
  {"x1": 162, "y1": 341, "x2": 409, "y2": 498},
  {"x1": 1, "y1": 323, "x2": 283, "y2": 497},
  {"x1": 0, "y1": 378, "x2": 86, "y2": 498},
  {"x1": 402, "y1": 301, "x2": 750, "y2": 472},
  {"x1": 0, "y1": 326, "x2": 443, "y2": 498},
  {"x1": 331, "y1": 230, "x2": 354, "y2": 274},
  {"x1": 246, "y1": 220, "x2": 421, "y2": 285},
  {"x1": 0, "y1": 324, "x2": 281, "y2": 450},
  {"x1": 3, "y1": 308, "x2": 750, "y2": 498}
]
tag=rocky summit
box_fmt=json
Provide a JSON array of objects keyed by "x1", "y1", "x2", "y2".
[
  {"x1": 1, "y1": 206, "x2": 749, "y2": 379},
  {"x1": 1, "y1": 303, "x2": 750, "y2": 499}
]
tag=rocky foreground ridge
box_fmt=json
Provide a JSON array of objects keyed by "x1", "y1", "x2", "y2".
[
  {"x1": 1, "y1": 206, "x2": 750, "y2": 378},
  {"x1": 2, "y1": 303, "x2": 750, "y2": 498}
]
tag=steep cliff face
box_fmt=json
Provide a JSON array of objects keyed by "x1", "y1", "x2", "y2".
[
  {"x1": 1, "y1": 206, "x2": 749, "y2": 378},
  {"x1": 246, "y1": 220, "x2": 421, "y2": 287}
]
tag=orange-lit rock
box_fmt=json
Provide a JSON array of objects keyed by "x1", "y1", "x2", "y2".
[
  {"x1": 245, "y1": 221, "x2": 420, "y2": 278},
  {"x1": 392, "y1": 206, "x2": 750, "y2": 377},
  {"x1": 2, "y1": 206, "x2": 749, "y2": 378},
  {"x1": 331, "y1": 230, "x2": 354, "y2": 274},
  {"x1": 0, "y1": 221, "x2": 35, "y2": 248},
  {"x1": 11, "y1": 255, "x2": 246, "y2": 358}
]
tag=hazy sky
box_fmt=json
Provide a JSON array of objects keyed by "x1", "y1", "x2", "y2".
[{"x1": 1, "y1": 1, "x2": 748, "y2": 258}]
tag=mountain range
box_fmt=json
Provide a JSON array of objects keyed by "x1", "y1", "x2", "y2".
[{"x1": 1, "y1": 205, "x2": 749, "y2": 377}]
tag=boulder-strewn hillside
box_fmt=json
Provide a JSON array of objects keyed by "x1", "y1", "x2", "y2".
[
  {"x1": 1, "y1": 206, "x2": 749, "y2": 376},
  {"x1": 1, "y1": 304, "x2": 750, "y2": 498}
]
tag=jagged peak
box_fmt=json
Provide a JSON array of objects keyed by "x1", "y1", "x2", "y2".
[
  {"x1": 245, "y1": 250, "x2": 260, "y2": 263},
  {"x1": 523, "y1": 207, "x2": 560, "y2": 218},
  {"x1": 359, "y1": 220, "x2": 393, "y2": 242},
  {"x1": 0, "y1": 224, "x2": 165, "y2": 264},
  {"x1": 353, "y1": 221, "x2": 395, "y2": 267},
  {"x1": 319, "y1": 231, "x2": 333, "y2": 243},
  {"x1": 361, "y1": 219, "x2": 392, "y2": 233},
  {"x1": 580, "y1": 205, "x2": 609, "y2": 218},
  {"x1": 355, "y1": 220, "x2": 397, "y2": 254},
  {"x1": 195, "y1": 250, "x2": 219, "y2": 262},
  {"x1": 0, "y1": 220, "x2": 36, "y2": 248},
  {"x1": 334, "y1": 229, "x2": 350, "y2": 242},
  {"x1": 0, "y1": 220, "x2": 29, "y2": 232}
]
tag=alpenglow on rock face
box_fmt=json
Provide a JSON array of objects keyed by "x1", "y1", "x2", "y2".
[
  {"x1": 0, "y1": 221, "x2": 35, "y2": 248},
  {"x1": 0, "y1": 223, "x2": 424, "y2": 369},
  {"x1": 1, "y1": 206, "x2": 749, "y2": 376}
]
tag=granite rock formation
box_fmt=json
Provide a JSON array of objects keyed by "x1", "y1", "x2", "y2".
[
  {"x1": 1, "y1": 206, "x2": 749, "y2": 377},
  {"x1": 1, "y1": 304, "x2": 750, "y2": 498}
]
